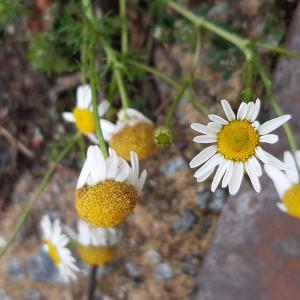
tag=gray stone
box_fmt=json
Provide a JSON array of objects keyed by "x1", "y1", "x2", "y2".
[
  {"x1": 184, "y1": 261, "x2": 198, "y2": 277},
  {"x1": 28, "y1": 248, "x2": 62, "y2": 283},
  {"x1": 125, "y1": 260, "x2": 140, "y2": 277},
  {"x1": 144, "y1": 249, "x2": 161, "y2": 264},
  {"x1": 7, "y1": 258, "x2": 25, "y2": 280},
  {"x1": 155, "y1": 262, "x2": 173, "y2": 279},
  {"x1": 183, "y1": 209, "x2": 198, "y2": 230},
  {"x1": 209, "y1": 188, "x2": 226, "y2": 213},
  {"x1": 160, "y1": 157, "x2": 186, "y2": 176},
  {"x1": 0, "y1": 289, "x2": 11, "y2": 300},
  {"x1": 26, "y1": 290, "x2": 41, "y2": 300},
  {"x1": 196, "y1": 189, "x2": 210, "y2": 209},
  {"x1": 171, "y1": 216, "x2": 183, "y2": 231}
]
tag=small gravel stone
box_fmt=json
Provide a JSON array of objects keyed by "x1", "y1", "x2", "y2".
[
  {"x1": 171, "y1": 216, "x2": 183, "y2": 231},
  {"x1": 144, "y1": 249, "x2": 161, "y2": 264},
  {"x1": 26, "y1": 290, "x2": 41, "y2": 300},
  {"x1": 183, "y1": 209, "x2": 198, "y2": 230},
  {"x1": 160, "y1": 157, "x2": 186, "y2": 176},
  {"x1": 0, "y1": 289, "x2": 11, "y2": 300},
  {"x1": 209, "y1": 188, "x2": 226, "y2": 212},
  {"x1": 184, "y1": 261, "x2": 198, "y2": 277},
  {"x1": 7, "y1": 258, "x2": 25, "y2": 280},
  {"x1": 125, "y1": 260, "x2": 140, "y2": 277},
  {"x1": 196, "y1": 188, "x2": 210, "y2": 209},
  {"x1": 155, "y1": 262, "x2": 173, "y2": 279}
]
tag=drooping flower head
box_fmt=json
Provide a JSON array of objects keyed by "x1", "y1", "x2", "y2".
[
  {"x1": 62, "y1": 84, "x2": 114, "y2": 143},
  {"x1": 75, "y1": 145, "x2": 147, "y2": 227},
  {"x1": 40, "y1": 215, "x2": 79, "y2": 282},
  {"x1": 265, "y1": 151, "x2": 300, "y2": 218},
  {"x1": 190, "y1": 99, "x2": 291, "y2": 195},
  {"x1": 76, "y1": 220, "x2": 118, "y2": 265},
  {"x1": 101, "y1": 108, "x2": 155, "y2": 160}
]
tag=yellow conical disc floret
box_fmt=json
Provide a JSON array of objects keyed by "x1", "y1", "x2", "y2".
[
  {"x1": 283, "y1": 184, "x2": 300, "y2": 218},
  {"x1": 109, "y1": 122, "x2": 155, "y2": 160},
  {"x1": 75, "y1": 180, "x2": 138, "y2": 227},
  {"x1": 72, "y1": 108, "x2": 96, "y2": 134},
  {"x1": 77, "y1": 245, "x2": 116, "y2": 265}
]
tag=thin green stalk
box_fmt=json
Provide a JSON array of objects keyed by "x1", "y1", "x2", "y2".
[
  {"x1": 254, "y1": 58, "x2": 298, "y2": 153},
  {"x1": 0, "y1": 134, "x2": 80, "y2": 259},
  {"x1": 120, "y1": 0, "x2": 128, "y2": 55},
  {"x1": 114, "y1": 67, "x2": 130, "y2": 110}
]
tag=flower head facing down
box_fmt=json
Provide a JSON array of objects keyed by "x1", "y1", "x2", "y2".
[
  {"x1": 190, "y1": 99, "x2": 291, "y2": 195},
  {"x1": 40, "y1": 215, "x2": 79, "y2": 282},
  {"x1": 75, "y1": 145, "x2": 147, "y2": 228},
  {"x1": 100, "y1": 108, "x2": 155, "y2": 161},
  {"x1": 76, "y1": 220, "x2": 118, "y2": 265},
  {"x1": 265, "y1": 151, "x2": 300, "y2": 218},
  {"x1": 62, "y1": 84, "x2": 113, "y2": 142}
]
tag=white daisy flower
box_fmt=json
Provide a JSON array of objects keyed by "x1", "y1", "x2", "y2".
[
  {"x1": 40, "y1": 215, "x2": 79, "y2": 282},
  {"x1": 75, "y1": 145, "x2": 147, "y2": 228},
  {"x1": 100, "y1": 108, "x2": 155, "y2": 161},
  {"x1": 62, "y1": 84, "x2": 114, "y2": 143},
  {"x1": 265, "y1": 151, "x2": 300, "y2": 218},
  {"x1": 75, "y1": 220, "x2": 119, "y2": 265},
  {"x1": 190, "y1": 99, "x2": 291, "y2": 195}
]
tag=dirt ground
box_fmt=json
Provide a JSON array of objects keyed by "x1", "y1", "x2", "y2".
[{"x1": 0, "y1": 0, "x2": 297, "y2": 299}]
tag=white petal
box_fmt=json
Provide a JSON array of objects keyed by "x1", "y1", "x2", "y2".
[
  {"x1": 207, "y1": 122, "x2": 221, "y2": 132},
  {"x1": 87, "y1": 146, "x2": 106, "y2": 183},
  {"x1": 126, "y1": 108, "x2": 152, "y2": 123},
  {"x1": 258, "y1": 115, "x2": 291, "y2": 135},
  {"x1": 130, "y1": 151, "x2": 139, "y2": 181},
  {"x1": 228, "y1": 162, "x2": 244, "y2": 195},
  {"x1": 208, "y1": 114, "x2": 228, "y2": 125},
  {"x1": 245, "y1": 160, "x2": 261, "y2": 192},
  {"x1": 191, "y1": 123, "x2": 217, "y2": 136},
  {"x1": 98, "y1": 100, "x2": 110, "y2": 117},
  {"x1": 138, "y1": 170, "x2": 147, "y2": 193},
  {"x1": 221, "y1": 99, "x2": 236, "y2": 121},
  {"x1": 76, "y1": 160, "x2": 90, "y2": 189},
  {"x1": 62, "y1": 112, "x2": 75, "y2": 123},
  {"x1": 194, "y1": 154, "x2": 222, "y2": 178},
  {"x1": 189, "y1": 145, "x2": 217, "y2": 168},
  {"x1": 76, "y1": 84, "x2": 92, "y2": 109},
  {"x1": 222, "y1": 161, "x2": 233, "y2": 188},
  {"x1": 255, "y1": 146, "x2": 268, "y2": 164},
  {"x1": 245, "y1": 102, "x2": 254, "y2": 120},
  {"x1": 237, "y1": 102, "x2": 248, "y2": 119},
  {"x1": 248, "y1": 156, "x2": 262, "y2": 176},
  {"x1": 196, "y1": 168, "x2": 215, "y2": 182},
  {"x1": 277, "y1": 202, "x2": 288, "y2": 213},
  {"x1": 211, "y1": 159, "x2": 229, "y2": 192},
  {"x1": 100, "y1": 119, "x2": 116, "y2": 141},
  {"x1": 249, "y1": 99, "x2": 261, "y2": 122},
  {"x1": 263, "y1": 150, "x2": 287, "y2": 170},
  {"x1": 260, "y1": 134, "x2": 279, "y2": 144},
  {"x1": 284, "y1": 151, "x2": 299, "y2": 184},
  {"x1": 106, "y1": 149, "x2": 119, "y2": 179},
  {"x1": 193, "y1": 136, "x2": 217, "y2": 143},
  {"x1": 115, "y1": 157, "x2": 130, "y2": 182},
  {"x1": 86, "y1": 133, "x2": 98, "y2": 144},
  {"x1": 252, "y1": 121, "x2": 260, "y2": 130},
  {"x1": 264, "y1": 164, "x2": 291, "y2": 197}
]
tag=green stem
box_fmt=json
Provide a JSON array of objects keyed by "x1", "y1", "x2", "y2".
[
  {"x1": 0, "y1": 134, "x2": 80, "y2": 259},
  {"x1": 254, "y1": 58, "x2": 298, "y2": 153},
  {"x1": 120, "y1": 0, "x2": 128, "y2": 55},
  {"x1": 114, "y1": 66, "x2": 130, "y2": 110}
]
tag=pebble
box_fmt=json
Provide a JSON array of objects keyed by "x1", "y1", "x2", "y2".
[
  {"x1": 183, "y1": 209, "x2": 198, "y2": 230},
  {"x1": 171, "y1": 216, "x2": 183, "y2": 232},
  {"x1": 196, "y1": 188, "x2": 210, "y2": 209},
  {"x1": 160, "y1": 157, "x2": 186, "y2": 176},
  {"x1": 184, "y1": 261, "x2": 198, "y2": 277},
  {"x1": 144, "y1": 249, "x2": 161, "y2": 264},
  {"x1": 7, "y1": 258, "x2": 25, "y2": 280},
  {"x1": 155, "y1": 262, "x2": 173, "y2": 279},
  {"x1": 125, "y1": 260, "x2": 140, "y2": 277},
  {"x1": 26, "y1": 290, "x2": 41, "y2": 300},
  {"x1": 197, "y1": 188, "x2": 226, "y2": 213},
  {"x1": 0, "y1": 289, "x2": 11, "y2": 300}
]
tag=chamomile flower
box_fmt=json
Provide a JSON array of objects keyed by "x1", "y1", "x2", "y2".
[
  {"x1": 75, "y1": 145, "x2": 147, "y2": 228},
  {"x1": 190, "y1": 99, "x2": 291, "y2": 195},
  {"x1": 100, "y1": 108, "x2": 155, "y2": 160},
  {"x1": 265, "y1": 151, "x2": 300, "y2": 218},
  {"x1": 75, "y1": 220, "x2": 118, "y2": 265},
  {"x1": 62, "y1": 84, "x2": 114, "y2": 143},
  {"x1": 40, "y1": 215, "x2": 79, "y2": 282}
]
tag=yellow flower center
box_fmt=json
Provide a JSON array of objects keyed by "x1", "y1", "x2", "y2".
[
  {"x1": 72, "y1": 108, "x2": 96, "y2": 134},
  {"x1": 45, "y1": 240, "x2": 61, "y2": 265},
  {"x1": 283, "y1": 184, "x2": 300, "y2": 218},
  {"x1": 75, "y1": 180, "x2": 138, "y2": 228},
  {"x1": 217, "y1": 120, "x2": 259, "y2": 161},
  {"x1": 109, "y1": 122, "x2": 155, "y2": 160},
  {"x1": 77, "y1": 245, "x2": 116, "y2": 265}
]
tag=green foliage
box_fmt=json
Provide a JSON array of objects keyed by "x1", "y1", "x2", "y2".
[
  {"x1": 0, "y1": 0, "x2": 23, "y2": 32},
  {"x1": 48, "y1": 135, "x2": 77, "y2": 162}
]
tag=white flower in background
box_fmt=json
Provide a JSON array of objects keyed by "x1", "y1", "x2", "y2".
[
  {"x1": 75, "y1": 220, "x2": 119, "y2": 265},
  {"x1": 62, "y1": 84, "x2": 114, "y2": 143},
  {"x1": 190, "y1": 99, "x2": 291, "y2": 195},
  {"x1": 101, "y1": 108, "x2": 155, "y2": 161},
  {"x1": 265, "y1": 151, "x2": 300, "y2": 218},
  {"x1": 40, "y1": 215, "x2": 79, "y2": 282},
  {"x1": 75, "y1": 145, "x2": 147, "y2": 228}
]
